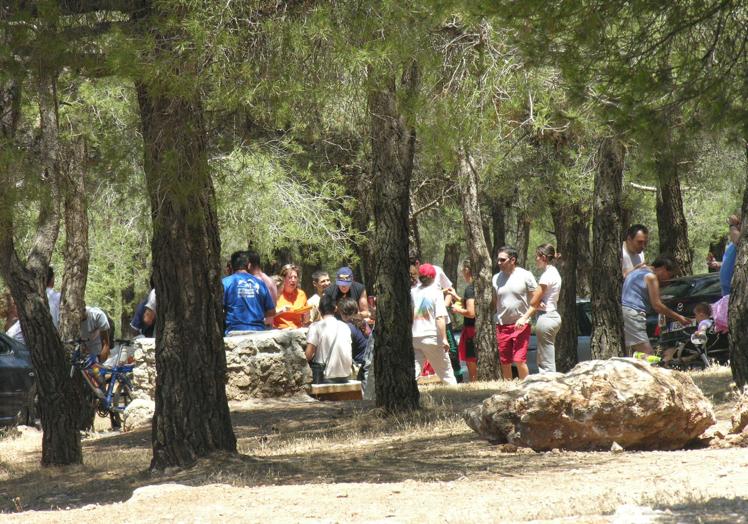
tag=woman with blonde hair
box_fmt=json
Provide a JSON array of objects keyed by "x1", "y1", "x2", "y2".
[
  {"x1": 515, "y1": 244, "x2": 562, "y2": 373},
  {"x1": 273, "y1": 264, "x2": 310, "y2": 329}
]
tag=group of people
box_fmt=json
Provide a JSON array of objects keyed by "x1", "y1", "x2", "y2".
[
  {"x1": 2, "y1": 267, "x2": 113, "y2": 362},
  {"x1": 620, "y1": 216, "x2": 740, "y2": 357},
  {"x1": 407, "y1": 243, "x2": 563, "y2": 385},
  {"x1": 11, "y1": 214, "x2": 738, "y2": 390},
  {"x1": 216, "y1": 250, "x2": 373, "y2": 384}
]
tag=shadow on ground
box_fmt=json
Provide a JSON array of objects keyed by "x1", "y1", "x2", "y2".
[{"x1": 0, "y1": 368, "x2": 739, "y2": 514}]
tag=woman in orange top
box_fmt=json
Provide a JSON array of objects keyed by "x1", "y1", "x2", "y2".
[{"x1": 273, "y1": 264, "x2": 310, "y2": 329}]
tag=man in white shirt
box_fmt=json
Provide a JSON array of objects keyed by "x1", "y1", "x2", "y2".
[
  {"x1": 492, "y1": 246, "x2": 537, "y2": 380},
  {"x1": 622, "y1": 224, "x2": 649, "y2": 278},
  {"x1": 306, "y1": 294, "x2": 353, "y2": 383},
  {"x1": 411, "y1": 263, "x2": 457, "y2": 385}
]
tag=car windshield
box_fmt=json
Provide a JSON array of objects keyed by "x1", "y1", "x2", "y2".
[
  {"x1": 661, "y1": 275, "x2": 718, "y2": 300},
  {"x1": 660, "y1": 280, "x2": 697, "y2": 299}
]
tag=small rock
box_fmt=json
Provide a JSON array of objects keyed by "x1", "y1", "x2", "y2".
[
  {"x1": 730, "y1": 390, "x2": 748, "y2": 434},
  {"x1": 610, "y1": 442, "x2": 624, "y2": 453},
  {"x1": 123, "y1": 399, "x2": 155, "y2": 431}
]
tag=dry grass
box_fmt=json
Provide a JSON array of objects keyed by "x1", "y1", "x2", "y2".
[{"x1": 0, "y1": 365, "x2": 746, "y2": 523}]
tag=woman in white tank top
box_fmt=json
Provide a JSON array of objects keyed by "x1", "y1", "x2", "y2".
[{"x1": 515, "y1": 244, "x2": 562, "y2": 373}]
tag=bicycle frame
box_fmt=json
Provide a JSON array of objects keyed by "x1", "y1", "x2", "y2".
[{"x1": 69, "y1": 341, "x2": 135, "y2": 415}]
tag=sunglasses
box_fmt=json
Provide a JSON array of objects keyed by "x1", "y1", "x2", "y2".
[
  {"x1": 280, "y1": 264, "x2": 299, "y2": 274},
  {"x1": 497, "y1": 257, "x2": 510, "y2": 263}
]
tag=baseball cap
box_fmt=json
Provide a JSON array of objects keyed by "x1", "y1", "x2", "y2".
[
  {"x1": 418, "y1": 263, "x2": 436, "y2": 279},
  {"x1": 336, "y1": 266, "x2": 354, "y2": 286}
]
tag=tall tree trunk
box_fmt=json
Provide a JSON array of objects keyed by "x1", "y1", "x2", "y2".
[
  {"x1": 576, "y1": 213, "x2": 592, "y2": 297},
  {"x1": 655, "y1": 162, "x2": 692, "y2": 276},
  {"x1": 442, "y1": 242, "x2": 460, "y2": 285},
  {"x1": 136, "y1": 11, "x2": 236, "y2": 467},
  {"x1": 591, "y1": 138, "x2": 626, "y2": 359},
  {"x1": 0, "y1": 74, "x2": 82, "y2": 465},
  {"x1": 352, "y1": 208, "x2": 375, "y2": 293},
  {"x1": 515, "y1": 209, "x2": 531, "y2": 268},
  {"x1": 59, "y1": 139, "x2": 89, "y2": 341},
  {"x1": 551, "y1": 202, "x2": 584, "y2": 372},
  {"x1": 457, "y1": 149, "x2": 499, "y2": 380},
  {"x1": 728, "y1": 141, "x2": 748, "y2": 389},
  {"x1": 369, "y1": 64, "x2": 420, "y2": 412},
  {"x1": 491, "y1": 201, "x2": 506, "y2": 273},
  {"x1": 58, "y1": 139, "x2": 95, "y2": 431},
  {"x1": 408, "y1": 203, "x2": 422, "y2": 261},
  {"x1": 620, "y1": 204, "x2": 633, "y2": 244}
]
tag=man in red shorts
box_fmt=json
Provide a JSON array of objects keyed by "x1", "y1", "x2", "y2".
[{"x1": 491, "y1": 246, "x2": 537, "y2": 380}]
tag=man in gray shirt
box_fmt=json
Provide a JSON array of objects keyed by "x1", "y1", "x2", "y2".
[
  {"x1": 80, "y1": 305, "x2": 111, "y2": 361},
  {"x1": 492, "y1": 246, "x2": 537, "y2": 380}
]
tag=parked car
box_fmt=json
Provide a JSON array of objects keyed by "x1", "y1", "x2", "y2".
[
  {"x1": 525, "y1": 299, "x2": 592, "y2": 374},
  {"x1": 0, "y1": 332, "x2": 37, "y2": 428},
  {"x1": 645, "y1": 273, "x2": 722, "y2": 338}
]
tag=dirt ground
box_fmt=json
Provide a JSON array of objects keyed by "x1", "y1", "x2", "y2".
[{"x1": 1, "y1": 367, "x2": 747, "y2": 523}]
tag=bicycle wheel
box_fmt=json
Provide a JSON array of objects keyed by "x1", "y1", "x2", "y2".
[{"x1": 111, "y1": 380, "x2": 133, "y2": 413}]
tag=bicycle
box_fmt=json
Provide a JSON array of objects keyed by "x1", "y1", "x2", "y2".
[{"x1": 67, "y1": 338, "x2": 135, "y2": 425}]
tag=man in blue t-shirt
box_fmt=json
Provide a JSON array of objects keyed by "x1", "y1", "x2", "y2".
[{"x1": 222, "y1": 251, "x2": 275, "y2": 334}]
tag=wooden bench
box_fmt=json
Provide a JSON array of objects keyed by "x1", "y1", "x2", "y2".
[{"x1": 309, "y1": 380, "x2": 363, "y2": 401}]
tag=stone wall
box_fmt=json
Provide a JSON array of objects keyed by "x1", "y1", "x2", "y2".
[{"x1": 131, "y1": 329, "x2": 312, "y2": 401}]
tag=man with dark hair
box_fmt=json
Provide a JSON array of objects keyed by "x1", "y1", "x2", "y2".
[
  {"x1": 323, "y1": 266, "x2": 370, "y2": 319},
  {"x1": 305, "y1": 294, "x2": 353, "y2": 384},
  {"x1": 246, "y1": 249, "x2": 278, "y2": 303},
  {"x1": 492, "y1": 245, "x2": 537, "y2": 380},
  {"x1": 130, "y1": 277, "x2": 156, "y2": 338},
  {"x1": 622, "y1": 224, "x2": 649, "y2": 277},
  {"x1": 622, "y1": 255, "x2": 689, "y2": 355},
  {"x1": 308, "y1": 270, "x2": 331, "y2": 323},
  {"x1": 222, "y1": 250, "x2": 275, "y2": 334}
]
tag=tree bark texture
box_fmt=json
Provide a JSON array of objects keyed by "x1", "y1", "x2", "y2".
[
  {"x1": 490, "y1": 201, "x2": 506, "y2": 273},
  {"x1": 457, "y1": 149, "x2": 499, "y2": 380},
  {"x1": 408, "y1": 204, "x2": 422, "y2": 261},
  {"x1": 576, "y1": 213, "x2": 592, "y2": 298},
  {"x1": 442, "y1": 242, "x2": 460, "y2": 286},
  {"x1": 0, "y1": 74, "x2": 82, "y2": 465},
  {"x1": 655, "y1": 161, "x2": 693, "y2": 276},
  {"x1": 515, "y1": 209, "x2": 531, "y2": 268},
  {"x1": 728, "y1": 141, "x2": 748, "y2": 389},
  {"x1": 551, "y1": 202, "x2": 585, "y2": 372},
  {"x1": 59, "y1": 139, "x2": 96, "y2": 431},
  {"x1": 591, "y1": 138, "x2": 626, "y2": 359},
  {"x1": 369, "y1": 65, "x2": 420, "y2": 412},
  {"x1": 136, "y1": 78, "x2": 236, "y2": 467},
  {"x1": 59, "y1": 140, "x2": 89, "y2": 341}
]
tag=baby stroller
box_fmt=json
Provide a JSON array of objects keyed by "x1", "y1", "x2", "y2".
[{"x1": 656, "y1": 321, "x2": 729, "y2": 370}]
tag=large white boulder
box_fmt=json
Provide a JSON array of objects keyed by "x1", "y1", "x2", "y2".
[
  {"x1": 130, "y1": 329, "x2": 311, "y2": 401},
  {"x1": 465, "y1": 358, "x2": 715, "y2": 451}
]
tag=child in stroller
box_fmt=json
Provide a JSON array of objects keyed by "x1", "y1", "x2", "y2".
[{"x1": 659, "y1": 302, "x2": 728, "y2": 369}]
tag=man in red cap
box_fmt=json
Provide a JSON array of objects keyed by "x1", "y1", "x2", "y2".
[{"x1": 410, "y1": 263, "x2": 457, "y2": 384}]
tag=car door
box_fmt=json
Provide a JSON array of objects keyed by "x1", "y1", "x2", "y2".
[{"x1": 0, "y1": 334, "x2": 34, "y2": 426}]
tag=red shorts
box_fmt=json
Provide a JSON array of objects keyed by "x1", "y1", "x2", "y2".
[
  {"x1": 496, "y1": 323, "x2": 530, "y2": 365},
  {"x1": 457, "y1": 325, "x2": 477, "y2": 362}
]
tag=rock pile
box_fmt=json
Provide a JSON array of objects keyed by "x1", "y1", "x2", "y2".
[{"x1": 465, "y1": 358, "x2": 715, "y2": 451}]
